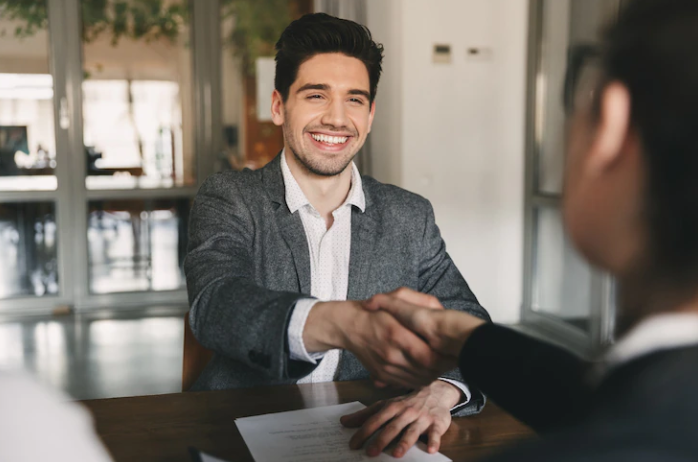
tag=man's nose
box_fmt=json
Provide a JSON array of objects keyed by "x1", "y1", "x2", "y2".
[{"x1": 321, "y1": 98, "x2": 350, "y2": 129}]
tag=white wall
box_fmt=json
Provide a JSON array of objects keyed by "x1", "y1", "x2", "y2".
[{"x1": 367, "y1": 0, "x2": 528, "y2": 323}]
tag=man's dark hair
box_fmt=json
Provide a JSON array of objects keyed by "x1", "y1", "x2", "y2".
[
  {"x1": 601, "y1": 0, "x2": 698, "y2": 288},
  {"x1": 274, "y1": 13, "x2": 384, "y2": 103}
]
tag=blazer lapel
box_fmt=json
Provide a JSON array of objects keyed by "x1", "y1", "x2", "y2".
[
  {"x1": 341, "y1": 191, "x2": 381, "y2": 380},
  {"x1": 275, "y1": 207, "x2": 311, "y2": 295},
  {"x1": 262, "y1": 153, "x2": 311, "y2": 295},
  {"x1": 347, "y1": 188, "x2": 381, "y2": 301}
]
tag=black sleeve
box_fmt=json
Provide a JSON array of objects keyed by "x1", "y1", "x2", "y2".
[{"x1": 458, "y1": 324, "x2": 591, "y2": 433}]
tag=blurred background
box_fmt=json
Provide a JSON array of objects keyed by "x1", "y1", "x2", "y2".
[{"x1": 0, "y1": 0, "x2": 627, "y2": 399}]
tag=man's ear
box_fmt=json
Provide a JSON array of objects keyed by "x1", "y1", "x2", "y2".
[
  {"x1": 271, "y1": 90, "x2": 285, "y2": 127},
  {"x1": 367, "y1": 101, "x2": 376, "y2": 134},
  {"x1": 588, "y1": 82, "x2": 632, "y2": 174}
]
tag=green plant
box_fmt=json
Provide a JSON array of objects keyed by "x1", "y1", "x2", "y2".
[
  {"x1": 0, "y1": 0, "x2": 292, "y2": 74},
  {"x1": 0, "y1": 0, "x2": 188, "y2": 44},
  {"x1": 0, "y1": 0, "x2": 48, "y2": 39},
  {"x1": 221, "y1": 0, "x2": 292, "y2": 75}
]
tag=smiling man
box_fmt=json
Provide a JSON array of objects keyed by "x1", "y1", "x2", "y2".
[{"x1": 184, "y1": 13, "x2": 490, "y2": 457}]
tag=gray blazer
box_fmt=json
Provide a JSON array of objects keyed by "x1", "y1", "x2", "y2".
[{"x1": 185, "y1": 154, "x2": 491, "y2": 416}]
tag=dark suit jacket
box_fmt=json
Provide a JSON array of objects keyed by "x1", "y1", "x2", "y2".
[
  {"x1": 460, "y1": 324, "x2": 698, "y2": 461},
  {"x1": 185, "y1": 154, "x2": 491, "y2": 416}
]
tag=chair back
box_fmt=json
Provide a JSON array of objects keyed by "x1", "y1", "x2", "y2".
[{"x1": 182, "y1": 311, "x2": 214, "y2": 391}]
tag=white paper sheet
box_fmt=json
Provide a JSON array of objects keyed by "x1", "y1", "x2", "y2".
[
  {"x1": 235, "y1": 402, "x2": 452, "y2": 462},
  {"x1": 198, "y1": 451, "x2": 230, "y2": 462}
]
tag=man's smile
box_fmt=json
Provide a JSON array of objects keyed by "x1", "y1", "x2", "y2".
[{"x1": 307, "y1": 131, "x2": 354, "y2": 151}]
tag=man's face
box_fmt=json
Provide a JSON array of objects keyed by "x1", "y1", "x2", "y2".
[
  {"x1": 562, "y1": 76, "x2": 644, "y2": 277},
  {"x1": 271, "y1": 53, "x2": 375, "y2": 176},
  {"x1": 563, "y1": 98, "x2": 600, "y2": 260}
]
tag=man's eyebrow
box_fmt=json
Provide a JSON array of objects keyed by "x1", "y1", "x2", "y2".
[
  {"x1": 296, "y1": 83, "x2": 330, "y2": 93},
  {"x1": 348, "y1": 89, "x2": 371, "y2": 100}
]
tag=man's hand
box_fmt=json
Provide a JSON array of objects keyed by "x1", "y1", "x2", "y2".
[
  {"x1": 340, "y1": 380, "x2": 461, "y2": 458},
  {"x1": 364, "y1": 288, "x2": 487, "y2": 358},
  {"x1": 304, "y1": 300, "x2": 453, "y2": 389}
]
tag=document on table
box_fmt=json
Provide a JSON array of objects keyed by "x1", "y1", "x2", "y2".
[
  {"x1": 235, "y1": 402, "x2": 451, "y2": 462},
  {"x1": 189, "y1": 448, "x2": 230, "y2": 462}
]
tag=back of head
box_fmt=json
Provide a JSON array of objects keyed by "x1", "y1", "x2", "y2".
[
  {"x1": 602, "y1": 0, "x2": 698, "y2": 291},
  {"x1": 274, "y1": 13, "x2": 384, "y2": 103}
]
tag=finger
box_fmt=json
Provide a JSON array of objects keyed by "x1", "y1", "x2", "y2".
[
  {"x1": 349, "y1": 403, "x2": 401, "y2": 450},
  {"x1": 373, "y1": 295, "x2": 430, "y2": 338},
  {"x1": 366, "y1": 408, "x2": 420, "y2": 457},
  {"x1": 368, "y1": 343, "x2": 438, "y2": 388},
  {"x1": 394, "y1": 328, "x2": 455, "y2": 373},
  {"x1": 391, "y1": 288, "x2": 444, "y2": 310},
  {"x1": 373, "y1": 337, "x2": 449, "y2": 387},
  {"x1": 427, "y1": 423, "x2": 447, "y2": 454},
  {"x1": 378, "y1": 364, "x2": 435, "y2": 389},
  {"x1": 362, "y1": 297, "x2": 381, "y2": 311},
  {"x1": 340, "y1": 401, "x2": 383, "y2": 428},
  {"x1": 393, "y1": 419, "x2": 432, "y2": 458}
]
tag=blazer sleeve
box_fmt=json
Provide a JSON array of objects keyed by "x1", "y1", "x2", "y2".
[
  {"x1": 459, "y1": 323, "x2": 591, "y2": 433},
  {"x1": 418, "y1": 200, "x2": 491, "y2": 416},
  {"x1": 184, "y1": 174, "x2": 316, "y2": 382}
]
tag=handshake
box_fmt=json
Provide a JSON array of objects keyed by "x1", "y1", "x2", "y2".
[{"x1": 305, "y1": 287, "x2": 488, "y2": 390}]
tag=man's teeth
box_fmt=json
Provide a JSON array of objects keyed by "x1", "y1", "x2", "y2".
[{"x1": 311, "y1": 133, "x2": 349, "y2": 145}]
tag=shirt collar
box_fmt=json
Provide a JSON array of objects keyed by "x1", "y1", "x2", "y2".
[
  {"x1": 587, "y1": 312, "x2": 698, "y2": 386},
  {"x1": 280, "y1": 149, "x2": 365, "y2": 214},
  {"x1": 605, "y1": 312, "x2": 698, "y2": 368}
]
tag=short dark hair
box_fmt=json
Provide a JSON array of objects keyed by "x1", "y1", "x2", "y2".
[
  {"x1": 599, "y1": 0, "x2": 698, "y2": 288},
  {"x1": 274, "y1": 13, "x2": 384, "y2": 103}
]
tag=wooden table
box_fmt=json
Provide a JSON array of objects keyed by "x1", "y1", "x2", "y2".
[{"x1": 82, "y1": 381, "x2": 534, "y2": 462}]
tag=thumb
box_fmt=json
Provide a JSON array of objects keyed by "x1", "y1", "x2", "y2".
[
  {"x1": 372, "y1": 294, "x2": 428, "y2": 337},
  {"x1": 391, "y1": 288, "x2": 444, "y2": 310},
  {"x1": 361, "y1": 297, "x2": 381, "y2": 311}
]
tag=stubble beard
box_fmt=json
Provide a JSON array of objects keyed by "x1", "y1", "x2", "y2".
[{"x1": 284, "y1": 121, "x2": 358, "y2": 177}]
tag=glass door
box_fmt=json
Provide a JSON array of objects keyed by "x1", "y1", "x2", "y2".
[
  {"x1": 0, "y1": 0, "x2": 316, "y2": 315},
  {"x1": 0, "y1": 1, "x2": 69, "y2": 313},
  {"x1": 0, "y1": 0, "x2": 213, "y2": 314},
  {"x1": 75, "y1": 0, "x2": 197, "y2": 308},
  {"x1": 522, "y1": 0, "x2": 622, "y2": 356}
]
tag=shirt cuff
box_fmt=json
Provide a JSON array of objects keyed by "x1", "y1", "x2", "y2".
[
  {"x1": 288, "y1": 298, "x2": 327, "y2": 364},
  {"x1": 438, "y1": 378, "x2": 472, "y2": 411}
]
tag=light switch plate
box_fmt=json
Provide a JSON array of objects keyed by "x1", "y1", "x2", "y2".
[
  {"x1": 433, "y1": 44, "x2": 452, "y2": 64},
  {"x1": 466, "y1": 47, "x2": 493, "y2": 62}
]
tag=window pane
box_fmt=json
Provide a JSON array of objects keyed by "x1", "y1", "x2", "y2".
[
  {"x1": 87, "y1": 199, "x2": 189, "y2": 294},
  {"x1": 536, "y1": 0, "x2": 619, "y2": 194},
  {"x1": 532, "y1": 206, "x2": 593, "y2": 332},
  {"x1": 0, "y1": 202, "x2": 58, "y2": 298},
  {"x1": 218, "y1": 0, "x2": 313, "y2": 171},
  {"x1": 0, "y1": 2, "x2": 57, "y2": 191},
  {"x1": 81, "y1": 1, "x2": 195, "y2": 190}
]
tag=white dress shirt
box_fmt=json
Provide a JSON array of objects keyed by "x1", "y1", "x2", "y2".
[{"x1": 281, "y1": 152, "x2": 470, "y2": 404}]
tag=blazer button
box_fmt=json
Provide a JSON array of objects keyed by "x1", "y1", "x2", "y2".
[{"x1": 248, "y1": 350, "x2": 259, "y2": 363}]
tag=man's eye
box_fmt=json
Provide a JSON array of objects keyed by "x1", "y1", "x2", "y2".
[
  {"x1": 349, "y1": 98, "x2": 365, "y2": 105},
  {"x1": 307, "y1": 94, "x2": 323, "y2": 100}
]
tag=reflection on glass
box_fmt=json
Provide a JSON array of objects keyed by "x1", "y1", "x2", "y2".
[
  {"x1": 537, "y1": 0, "x2": 616, "y2": 195},
  {"x1": 0, "y1": 202, "x2": 58, "y2": 298},
  {"x1": 0, "y1": 2, "x2": 57, "y2": 191},
  {"x1": 533, "y1": 207, "x2": 592, "y2": 332},
  {"x1": 87, "y1": 198, "x2": 189, "y2": 294},
  {"x1": 80, "y1": 0, "x2": 195, "y2": 189},
  {"x1": 218, "y1": 5, "x2": 244, "y2": 172},
  {"x1": 218, "y1": 0, "x2": 312, "y2": 171}
]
